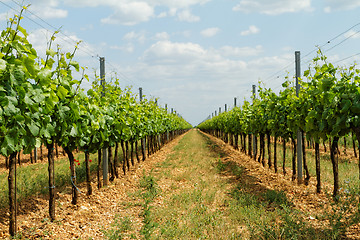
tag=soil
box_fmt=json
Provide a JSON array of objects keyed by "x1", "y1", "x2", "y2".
[
  {"x1": 0, "y1": 130, "x2": 359, "y2": 239},
  {"x1": 0, "y1": 136, "x2": 182, "y2": 239}
]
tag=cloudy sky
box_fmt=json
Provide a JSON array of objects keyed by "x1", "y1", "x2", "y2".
[{"x1": 1, "y1": 0, "x2": 360, "y2": 125}]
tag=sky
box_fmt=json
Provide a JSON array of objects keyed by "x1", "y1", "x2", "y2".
[{"x1": 1, "y1": 0, "x2": 360, "y2": 126}]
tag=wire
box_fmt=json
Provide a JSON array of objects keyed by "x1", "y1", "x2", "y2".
[
  {"x1": 324, "y1": 28, "x2": 360, "y2": 53},
  {"x1": 1, "y1": 0, "x2": 100, "y2": 58},
  {"x1": 107, "y1": 62, "x2": 135, "y2": 83},
  {"x1": 334, "y1": 52, "x2": 360, "y2": 64},
  {"x1": 70, "y1": 176, "x2": 81, "y2": 193},
  {"x1": 262, "y1": 21, "x2": 360, "y2": 88},
  {"x1": 327, "y1": 22, "x2": 360, "y2": 45}
]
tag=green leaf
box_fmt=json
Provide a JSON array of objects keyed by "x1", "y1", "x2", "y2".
[
  {"x1": 351, "y1": 103, "x2": 360, "y2": 114},
  {"x1": 23, "y1": 57, "x2": 36, "y2": 76},
  {"x1": 47, "y1": 58, "x2": 55, "y2": 68},
  {"x1": 0, "y1": 59, "x2": 6, "y2": 71},
  {"x1": 17, "y1": 25, "x2": 28, "y2": 37},
  {"x1": 57, "y1": 85, "x2": 69, "y2": 100},
  {"x1": 28, "y1": 122, "x2": 40, "y2": 136},
  {"x1": 69, "y1": 61, "x2": 80, "y2": 71},
  {"x1": 340, "y1": 99, "x2": 351, "y2": 113},
  {"x1": 46, "y1": 49, "x2": 56, "y2": 57},
  {"x1": 0, "y1": 96, "x2": 9, "y2": 106},
  {"x1": 24, "y1": 95, "x2": 35, "y2": 106},
  {"x1": 40, "y1": 127, "x2": 51, "y2": 139},
  {"x1": 32, "y1": 89, "x2": 45, "y2": 103},
  {"x1": 3, "y1": 135, "x2": 16, "y2": 155},
  {"x1": 15, "y1": 115, "x2": 25, "y2": 122},
  {"x1": 4, "y1": 100, "x2": 17, "y2": 115},
  {"x1": 70, "y1": 125, "x2": 77, "y2": 137},
  {"x1": 38, "y1": 68, "x2": 52, "y2": 85}
]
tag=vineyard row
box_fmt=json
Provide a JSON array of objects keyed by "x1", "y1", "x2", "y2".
[
  {"x1": 0, "y1": 8, "x2": 191, "y2": 236},
  {"x1": 198, "y1": 50, "x2": 360, "y2": 201}
]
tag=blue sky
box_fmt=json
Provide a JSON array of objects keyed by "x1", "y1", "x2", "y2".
[{"x1": 1, "y1": 0, "x2": 360, "y2": 125}]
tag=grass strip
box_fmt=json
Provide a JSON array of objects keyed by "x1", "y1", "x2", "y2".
[{"x1": 142, "y1": 129, "x2": 336, "y2": 239}]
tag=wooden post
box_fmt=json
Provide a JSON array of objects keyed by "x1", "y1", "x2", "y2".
[
  {"x1": 47, "y1": 143, "x2": 55, "y2": 221},
  {"x1": 34, "y1": 147, "x2": 37, "y2": 163},
  {"x1": 8, "y1": 152, "x2": 17, "y2": 236}
]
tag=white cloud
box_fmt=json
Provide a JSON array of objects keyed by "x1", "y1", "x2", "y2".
[
  {"x1": 201, "y1": 27, "x2": 220, "y2": 37},
  {"x1": 101, "y1": 2, "x2": 154, "y2": 25},
  {"x1": 154, "y1": 32, "x2": 170, "y2": 40},
  {"x1": 142, "y1": 40, "x2": 208, "y2": 65},
  {"x1": 240, "y1": 25, "x2": 260, "y2": 36},
  {"x1": 168, "y1": 8, "x2": 178, "y2": 16},
  {"x1": 140, "y1": 41, "x2": 287, "y2": 83},
  {"x1": 177, "y1": 9, "x2": 200, "y2": 22},
  {"x1": 324, "y1": 0, "x2": 360, "y2": 11},
  {"x1": 118, "y1": 39, "x2": 296, "y2": 125},
  {"x1": 27, "y1": 28, "x2": 96, "y2": 58},
  {"x1": 80, "y1": 24, "x2": 94, "y2": 31},
  {"x1": 110, "y1": 44, "x2": 134, "y2": 53},
  {"x1": 177, "y1": 30, "x2": 192, "y2": 38},
  {"x1": 157, "y1": 11, "x2": 168, "y2": 18},
  {"x1": 344, "y1": 30, "x2": 360, "y2": 39},
  {"x1": 220, "y1": 45, "x2": 263, "y2": 57},
  {"x1": 282, "y1": 46, "x2": 293, "y2": 52},
  {"x1": 0, "y1": 12, "x2": 13, "y2": 22},
  {"x1": 149, "y1": 0, "x2": 210, "y2": 9},
  {"x1": 61, "y1": 0, "x2": 209, "y2": 25},
  {"x1": 31, "y1": 7, "x2": 67, "y2": 19},
  {"x1": 233, "y1": 0, "x2": 313, "y2": 15},
  {"x1": 23, "y1": 0, "x2": 68, "y2": 19},
  {"x1": 123, "y1": 31, "x2": 147, "y2": 44},
  {"x1": 324, "y1": 6, "x2": 332, "y2": 13}
]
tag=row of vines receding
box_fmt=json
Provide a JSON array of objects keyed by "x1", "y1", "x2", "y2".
[
  {"x1": 0, "y1": 7, "x2": 192, "y2": 237},
  {"x1": 198, "y1": 50, "x2": 360, "y2": 202}
]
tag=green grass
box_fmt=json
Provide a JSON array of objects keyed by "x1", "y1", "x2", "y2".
[
  {"x1": 133, "y1": 130, "x2": 331, "y2": 239},
  {"x1": 0, "y1": 152, "x2": 98, "y2": 209},
  {"x1": 102, "y1": 215, "x2": 134, "y2": 240}
]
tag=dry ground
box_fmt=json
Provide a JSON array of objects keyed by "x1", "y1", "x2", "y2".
[{"x1": 0, "y1": 129, "x2": 359, "y2": 239}]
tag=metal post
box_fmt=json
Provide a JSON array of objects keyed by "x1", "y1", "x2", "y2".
[
  {"x1": 100, "y1": 57, "x2": 108, "y2": 186},
  {"x1": 139, "y1": 87, "x2": 147, "y2": 155},
  {"x1": 295, "y1": 51, "x2": 303, "y2": 184},
  {"x1": 139, "y1": 87, "x2": 143, "y2": 101},
  {"x1": 219, "y1": 107, "x2": 221, "y2": 114},
  {"x1": 234, "y1": 97, "x2": 237, "y2": 107},
  {"x1": 215, "y1": 110, "x2": 217, "y2": 116},
  {"x1": 252, "y1": 85, "x2": 256, "y2": 157},
  {"x1": 225, "y1": 104, "x2": 227, "y2": 112}
]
